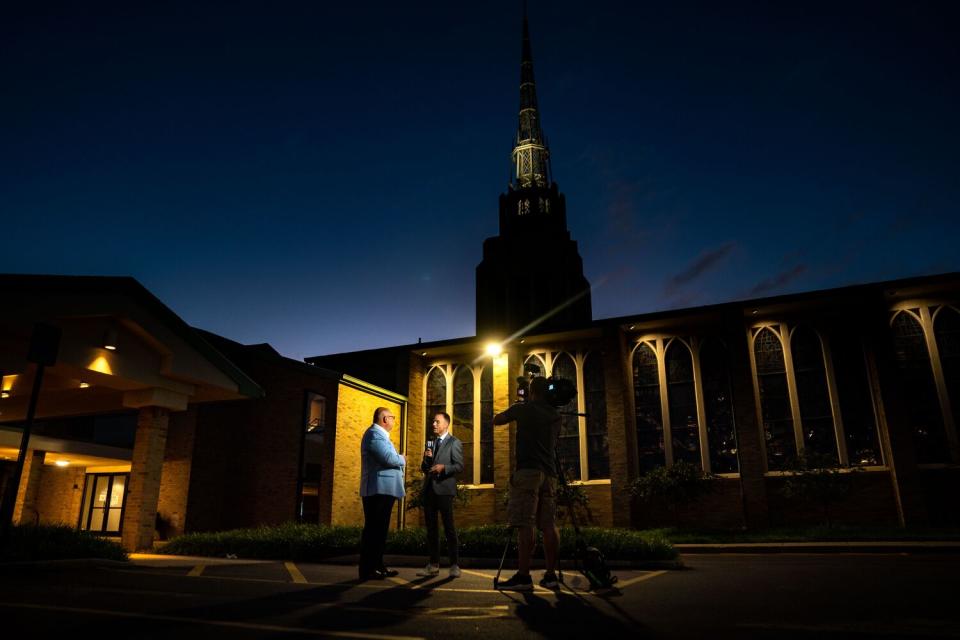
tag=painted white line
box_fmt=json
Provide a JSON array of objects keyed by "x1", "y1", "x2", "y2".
[
  {"x1": 0, "y1": 601, "x2": 424, "y2": 640},
  {"x1": 615, "y1": 570, "x2": 668, "y2": 589}
]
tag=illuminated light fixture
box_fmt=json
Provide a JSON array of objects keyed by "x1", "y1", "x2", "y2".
[
  {"x1": 421, "y1": 352, "x2": 427, "y2": 357},
  {"x1": 751, "y1": 309, "x2": 759, "y2": 316},
  {"x1": 0, "y1": 391, "x2": 8, "y2": 399},
  {"x1": 103, "y1": 327, "x2": 118, "y2": 351},
  {"x1": 55, "y1": 460, "x2": 70, "y2": 467},
  {"x1": 485, "y1": 342, "x2": 503, "y2": 357},
  {"x1": 79, "y1": 381, "x2": 90, "y2": 389},
  {"x1": 628, "y1": 325, "x2": 635, "y2": 331}
]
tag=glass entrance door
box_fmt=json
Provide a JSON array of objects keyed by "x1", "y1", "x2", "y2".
[{"x1": 79, "y1": 473, "x2": 128, "y2": 536}]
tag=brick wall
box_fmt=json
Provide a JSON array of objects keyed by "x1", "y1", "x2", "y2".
[
  {"x1": 765, "y1": 470, "x2": 899, "y2": 527},
  {"x1": 631, "y1": 477, "x2": 745, "y2": 529},
  {"x1": 36, "y1": 464, "x2": 86, "y2": 526},
  {"x1": 185, "y1": 349, "x2": 340, "y2": 533},
  {"x1": 330, "y1": 384, "x2": 404, "y2": 528},
  {"x1": 158, "y1": 407, "x2": 196, "y2": 538}
]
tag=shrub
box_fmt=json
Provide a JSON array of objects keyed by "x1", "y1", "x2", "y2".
[
  {"x1": 0, "y1": 524, "x2": 128, "y2": 563},
  {"x1": 403, "y1": 479, "x2": 474, "y2": 511},
  {"x1": 157, "y1": 522, "x2": 676, "y2": 562},
  {"x1": 780, "y1": 452, "x2": 862, "y2": 527},
  {"x1": 630, "y1": 461, "x2": 716, "y2": 510}
]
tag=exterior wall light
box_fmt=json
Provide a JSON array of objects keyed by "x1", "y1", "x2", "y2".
[
  {"x1": 79, "y1": 381, "x2": 90, "y2": 389},
  {"x1": 485, "y1": 342, "x2": 503, "y2": 357},
  {"x1": 103, "y1": 327, "x2": 118, "y2": 351},
  {"x1": 55, "y1": 460, "x2": 70, "y2": 467},
  {"x1": 0, "y1": 391, "x2": 8, "y2": 399}
]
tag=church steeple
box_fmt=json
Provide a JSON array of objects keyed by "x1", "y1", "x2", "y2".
[
  {"x1": 475, "y1": 7, "x2": 593, "y2": 338},
  {"x1": 513, "y1": 13, "x2": 550, "y2": 188}
]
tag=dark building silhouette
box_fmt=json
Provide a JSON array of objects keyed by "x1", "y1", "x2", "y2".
[{"x1": 476, "y1": 15, "x2": 591, "y2": 338}]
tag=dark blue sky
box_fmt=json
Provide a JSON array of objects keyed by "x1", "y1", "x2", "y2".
[{"x1": 4, "y1": 1, "x2": 958, "y2": 359}]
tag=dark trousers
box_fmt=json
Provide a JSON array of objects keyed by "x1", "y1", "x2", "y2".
[
  {"x1": 360, "y1": 494, "x2": 396, "y2": 575},
  {"x1": 423, "y1": 487, "x2": 458, "y2": 565}
]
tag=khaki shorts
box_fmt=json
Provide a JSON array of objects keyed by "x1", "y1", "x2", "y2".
[{"x1": 507, "y1": 468, "x2": 557, "y2": 529}]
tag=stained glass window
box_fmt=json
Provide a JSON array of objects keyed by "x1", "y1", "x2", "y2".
[
  {"x1": 633, "y1": 343, "x2": 664, "y2": 471},
  {"x1": 425, "y1": 367, "x2": 446, "y2": 442},
  {"x1": 754, "y1": 328, "x2": 796, "y2": 470},
  {"x1": 891, "y1": 312, "x2": 947, "y2": 463},
  {"x1": 791, "y1": 327, "x2": 838, "y2": 463},
  {"x1": 935, "y1": 307, "x2": 960, "y2": 437},
  {"x1": 700, "y1": 340, "x2": 739, "y2": 473},
  {"x1": 453, "y1": 366, "x2": 474, "y2": 478},
  {"x1": 480, "y1": 364, "x2": 494, "y2": 484},
  {"x1": 828, "y1": 330, "x2": 882, "y2": 466},
  {"x1": 583, "y1": 352, "x2": 609, "y2": 479},
  {"x1": 552, "y1": 352, "x2": 580, "y2": 480},
  {"x1": 666, "y1": 341, "x2": 701, "y2": 468}
]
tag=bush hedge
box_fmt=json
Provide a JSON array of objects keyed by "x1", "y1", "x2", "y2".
[
  {"x1": 158, "y1": 522, "x2": 676, "y2": 562},
  {"x1": 1, "y1": 524, "x2": 128, "y2": 563}
]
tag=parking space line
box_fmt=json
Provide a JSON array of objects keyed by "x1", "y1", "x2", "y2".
[
  {"x1": 460, "y1": 569, "x2": 495, "y2": 580},
  {"x1": 187, "y1": 565, "x2": 205, "y2": 577},
  {"x1": 284, "y1": 562, "x2": 308, "y2": 584},
  {"x1": 0, "y1": 601, "x2": 424, "y2": 640},
  {"x1": 616, "y1": 570, "x2": 667, "y2": 589}
]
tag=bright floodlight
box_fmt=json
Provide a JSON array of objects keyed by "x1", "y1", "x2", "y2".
[{"x1": 485, "y1": 342, "x2": 503, "y2": 357}]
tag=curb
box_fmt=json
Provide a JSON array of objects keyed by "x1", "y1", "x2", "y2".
[
  {"x1": 674, "y1": 541, "x2": 960, "y2": 554},
  {"x1": 0, "y1": 558, "x2": 129, "y2": 572}
]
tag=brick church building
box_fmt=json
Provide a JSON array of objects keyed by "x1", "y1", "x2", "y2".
[{"x1": 1, "y1": 15, "x2": 957, "y2": 550}]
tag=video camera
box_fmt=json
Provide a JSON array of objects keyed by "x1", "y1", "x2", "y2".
[{"x1": 516, "y1": 362, "x2": 577, "y2": 408}]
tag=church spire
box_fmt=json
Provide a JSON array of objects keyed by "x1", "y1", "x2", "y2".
[{"x1": 512, "y1": 10, "x2": 551, "y2": 188}]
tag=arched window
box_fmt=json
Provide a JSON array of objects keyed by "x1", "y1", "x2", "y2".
[
  {"x1": 552, "y1": 352, "x2": 580, "y2": 480},
  {"x1": 583, "y1": 352, "x2": 609, "y2": 479},
  {"x1": 480, "y1": 364, "x2": 494, "y2": 484},
  {"x1": 666, "y1": 341, "x2": 700, "y2": 467},
  {"x1": 633, "y1": 343, "x2": 664, "y2": 471},
  {"x1": 453, "y1": 366, "x2": 474, "y2": 475},
  {"x1": 425, "y1": 367, "x2": 446, "y2": 441},
  {"x1": 892, "y1": 312, "x2": 947, "y2": 463},
  {"x1": 828, "y1": 329, "x2": 882, "y2": 465},
  {"x1": 935, "y1": 306, "x2": 960, "y2": 430},
  {"x1": 524, "y1": 353, "x2": 547, "y2": 379},
  {"x1": 791, "y1": 326, "x2": 838, "y2": 463},
  {"x1": 700, "y1": 340, "x2": 738, "y2": 473},
  {"x1": 754, "y1": 328, "x2": 795, "y2": 470}
]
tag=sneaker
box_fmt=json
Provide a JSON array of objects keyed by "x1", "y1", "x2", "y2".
[
  {"x1": 449, "y1": 564, "x2": 461, "y2": 578},
  {"x1": 496, "y1": 572, "x2": 533, "y2": 591},
  {"x1": 416, "y1": 564, "x2": 440, "y2": 577},
  {"x1": 539, "y1": 571, "x2": 560, "y2": 589}
]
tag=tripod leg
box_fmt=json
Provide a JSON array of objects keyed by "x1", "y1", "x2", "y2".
[{"x1": 494, "y1": 525, "x2": 512, "y2": 588}]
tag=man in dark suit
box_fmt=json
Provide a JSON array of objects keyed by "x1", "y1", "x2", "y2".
[
  {"x1": 416, "y1": 412, "x2": 464, "y2": 578},
  {"x1": 358, "y1": 406, "x2": 406, "y2": 580}
]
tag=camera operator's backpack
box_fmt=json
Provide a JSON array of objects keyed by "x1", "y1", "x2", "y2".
[{"x1": 575, "y1": 539, "x2": 618, "y2": 590}]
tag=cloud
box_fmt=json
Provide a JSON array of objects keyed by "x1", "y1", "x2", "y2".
[
  {"x1": 749, "y1": 264, "x2": 808, "y2": 296},
  {"x1": 664, "y1": 241, "x2": 737, "y2": 295}
]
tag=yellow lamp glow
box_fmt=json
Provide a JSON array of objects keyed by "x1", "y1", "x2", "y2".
[
  {"x1": 485, "y1": 342, "x2": 503, "y2": 357},
  {"x1": 79, "y1": 381, "x2": 90, "y2": 389},
  {"x1": 55, "y1": 460, "x2": 70, "y2": 467}
]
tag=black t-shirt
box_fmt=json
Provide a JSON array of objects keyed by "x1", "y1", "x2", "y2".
[{"x1": 499, "y1": 400, "x2": 561, "y2": 476}]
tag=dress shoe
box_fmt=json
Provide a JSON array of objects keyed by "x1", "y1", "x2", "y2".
[{"x1": 376, "y1": 567, "x2": 399, "y2": 578}]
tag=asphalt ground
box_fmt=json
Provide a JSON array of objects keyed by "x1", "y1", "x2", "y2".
[{"x1": 2, "y1": 553, "x2": 959, "y2": 638}]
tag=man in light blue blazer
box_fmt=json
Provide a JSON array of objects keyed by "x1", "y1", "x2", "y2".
[{"x1": 358, "y1": 406, "x2": 406, "y2": 580}]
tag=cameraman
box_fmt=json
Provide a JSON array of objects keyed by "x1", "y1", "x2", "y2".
[{"x1": 493, "y1": 376, "x2": 562, "y2": 591}]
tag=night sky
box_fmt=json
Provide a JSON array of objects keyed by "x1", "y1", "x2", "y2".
[{"x1": 3, "y1": 1, "x2": 958, "y2": 359}]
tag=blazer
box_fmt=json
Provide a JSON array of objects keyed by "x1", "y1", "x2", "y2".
[
  {"x1": 420, "y1": 434, "x2": 463, "y2": 496},
  {"x1": 359, "y1": 425, "x2": 406, "y2": 498}
]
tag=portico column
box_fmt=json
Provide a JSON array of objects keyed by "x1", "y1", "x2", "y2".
[
  {"x1": 12, "y1": 450, "x2": 45, "y2": 525},
  {"x1": 122, "y1": 406, "x2": 169, "y2": 551},
  {"x1": 120, "y1": 387, "x2": 187, "y2": 552}
]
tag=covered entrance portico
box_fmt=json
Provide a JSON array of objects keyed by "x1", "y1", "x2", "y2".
[{"x1": 0, "y1": 275, "x2": 262, "y2": 550}]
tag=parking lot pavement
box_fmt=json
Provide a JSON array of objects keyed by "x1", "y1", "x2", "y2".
[{"x1": 3, "y1": 554, "x2": 960, "y2": 638}]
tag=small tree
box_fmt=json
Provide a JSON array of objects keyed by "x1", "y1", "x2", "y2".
[
  {"x1": 404, "y1": 479, "x2": 473, "y2": 512},
  {"x1": 629, "y1": 461, "x2": 716, "y2": 515},
  {"x1": 780, "y1": 452, "x2": 860, "y2": 528}
]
